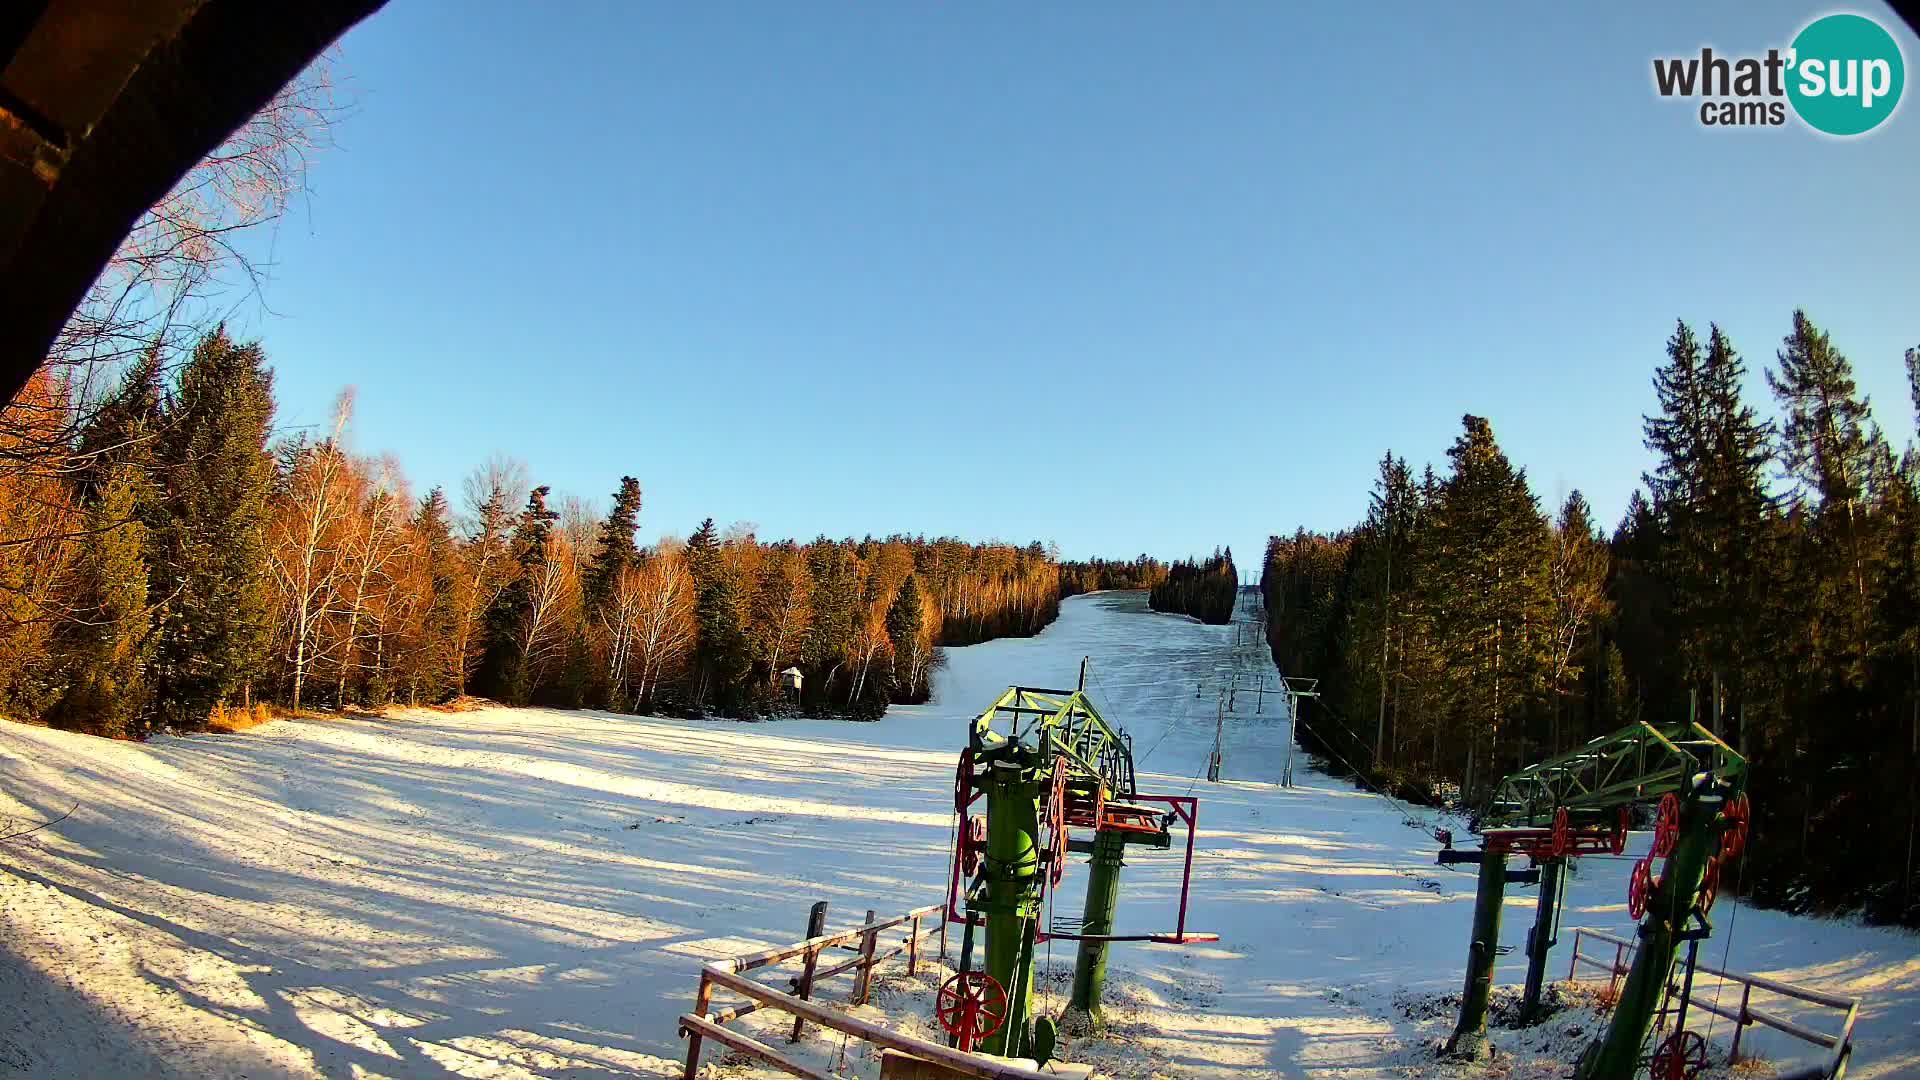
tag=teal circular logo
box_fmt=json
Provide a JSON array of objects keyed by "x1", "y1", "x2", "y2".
[{"x1": 1787, "y1": 13, "x2": 1905, "y2": 136}]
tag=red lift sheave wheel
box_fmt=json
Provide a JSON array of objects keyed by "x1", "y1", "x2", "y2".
[
  {"x1": 1611, "y1": 806, "x2": 1631, "y2": 856},
  {"x1": 1650, "y1": 1029, "x2": 1709, "y2": 1080},
  {"x1": 1721, "y1": 792, "x2": 1750, "y2": 861},
  {"x1": 954, "y1": 747, "x2": 974, "y2": 814},
  {"x1": 1697, "y1": 854, "x2": 1721, "y2": 914},
  {"x1": 1628, "y1": 856, "x2": 1655, "y2": 919},
  {"x1": 1653, "y1": 792, "x2": 1681, "y2": 859},
  {"x1": 936, "y1": 971, "x2": 1009, "y2": 1053},
  {"x1": 1551, "y1": 806, "x2": 1571, "y2": 858},
  {"x1": 960, "y1": 815, "x2": 987, "y2": 876}
]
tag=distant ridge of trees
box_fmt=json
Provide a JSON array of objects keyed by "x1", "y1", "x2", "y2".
[
  {"x1": 1059, "y1": 555, "x2": 1170, "y2": 598},
  {"x1": 0, "y1": 328, "x2": 1065, "y2": 735},
  {"x1": 1149, "y1": 549, "x2": 1238, "y2": 624},
  {"x1": 1263, "y1": 310, "x2": 1920, "y2": 926}
]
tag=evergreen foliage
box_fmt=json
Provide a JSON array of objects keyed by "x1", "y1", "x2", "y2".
[
  {"x1": 1149, "y1": 548, "x2": 1238, "y2": 624},
  {"x1": 1059, "y1": 556, "x2": 1169, "y2": 598},
  {"x1": 1263, "y1": 312, "x2": 1920, "y2": 924}
]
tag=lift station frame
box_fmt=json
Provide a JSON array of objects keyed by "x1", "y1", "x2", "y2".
[
  {"x1": 944, "y1": 680, "x2": 1216, "y2": 1060},
  {"x1": 1437, "y1": 717, "x2": 1749, "y2": 1080}
]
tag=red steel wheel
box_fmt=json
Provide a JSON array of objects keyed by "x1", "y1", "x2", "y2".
[
  {"x1": 1697, "y1": 855, "x2": 1721, "y2": 913},
  {"x1": 1611, "y1": 806, "x2": 1631, "y2": 856},
  {"x1": 1721, "y1": 792, "x2": 1751, "y2": 860},
  {"x1": 936, "y1": 971, "x2": 1008, "y2": 1051},
  {"x1": 961, "y1": 814, "x2": 987, "y2": 876},
  {"x1": 954, "y1": 747, "x2": 974, "y2": 815},
  {"x1": 1653, "y1": 793, "x2": 1681, "y2": 859},
  {"x1": 1628, "y1": 856, "x2": 1655, "y2": 920},
  {"x1": 1552, "y1": 807, "x2": 1571, "y2": 858},
  {"x1": 1649, "y1": 1029, "x2": 1709, "y2": 1080}
]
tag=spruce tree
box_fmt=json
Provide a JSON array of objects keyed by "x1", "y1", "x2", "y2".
[
  {"x1": 685, "y1": 518, "x2": 751, "y2": 712},
  {"x1": 413, "y1": 487, "x2": 461, "y2": 702},
  {"x1": 146, "y1": 328, "x2": 277, "y2": 728},
  {"x1": 1769, "y1": 310, "x2": 1886, "y2": 674},
  {"x1": 477, "y1": 486, "x2": 556, "y2": 703},
  {"x1": 1643, "y1": 320, "x2": 1773, "y2": 732},
  {"x1": 582, "y1": 476, "x2": 642, "y2": 612},
  {"x1": 885, "y1": 573, "x2": 925, "y2": 701},
  {"x1": 51, "y1": 464, "x2": 154, "y2": 737}
]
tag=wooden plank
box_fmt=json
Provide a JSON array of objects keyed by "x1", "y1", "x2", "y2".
[
  {"x1": 730, "y1": 904, "x2": 942, "y2": 974},
  {"x1": 705, "y1": 966, "x2": 1065, "y2": 1080},
  {"x1": 1746, "y1": 1004, "x2": 1841, "y2": 1049},
  {"x1": 790, "y1": 900, "x2": 829, "y2": 1043},
  {"x1": 852, "y1": 908, "x2": 879, "y2": 1005},
  {"x1": 679, "y1": 1013, "x2": 838, "y2": 1080}
]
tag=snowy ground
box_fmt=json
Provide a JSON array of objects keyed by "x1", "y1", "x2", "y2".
[{"x1": 1, "y1": 591, "x2": 1915, "y2": 1078}]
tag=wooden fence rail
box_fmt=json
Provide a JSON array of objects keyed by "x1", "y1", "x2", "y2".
[
  {"x1": 1565, "y1": 926, "x2": 1858, "y2": 1079},
  {"x1": 679, "y1": 900, "x2": 1078, "y2": 1079}
]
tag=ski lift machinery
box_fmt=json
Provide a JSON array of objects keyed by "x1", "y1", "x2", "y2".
[
  {"x1": 1436, "y1": 716, "x2": 1750, "y2": 1080},
  {"x1": 941, "y1": 672, "x2": 1217, "y2": 1061}
]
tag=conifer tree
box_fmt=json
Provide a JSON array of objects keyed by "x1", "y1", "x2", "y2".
[
  {"x1": 685, "y1": 517, "x2": 751, "y2": 711},
  {"x1": 146, "y1": 328, "x2": 277, "y2": 727},
  {"x1": 582, "y1": 477, "x2": 642, "y2": 612},
  {"x1": 886, "y1": 573, "x2": 926, "y2": 700},
  {"x1": 1769, "y1": 310, "x2": 1887, "y2": 675},
  {"x1": 51, "y1": 464, "x2": 154, "y2": 737},
  {"x1": 407, "y1": 487, "x2": 461, "y2": 702},
  {"x1": 477, "y1": 486, "x2": 556, "y2": 703}
]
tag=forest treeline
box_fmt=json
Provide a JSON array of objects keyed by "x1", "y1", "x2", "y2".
[
  {"x1": 1149, "y1": 549, "x2": 1239, "y2": 624},
  {"x1": 1262, "y1": 311, "x2": 1920, "y2": 924},
  {"x1": 1058, "y1": 556, "x2": 1169, "y2": 598},
  {"x1": 0, "y1": 329, "x2": 1064, "y2": 737}
]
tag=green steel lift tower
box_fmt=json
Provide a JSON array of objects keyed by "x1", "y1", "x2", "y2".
[
  {"x1": 1435, "y1": 718, "x2": 1748, "y2": 1080},
  {"x1": 942, "y1": 680, "x2": 1213, "y2": 1059}
]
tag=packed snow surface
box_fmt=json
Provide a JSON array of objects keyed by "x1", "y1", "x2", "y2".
[{"x1": 2, "y1": 592, "x2": 1915, "y2": 1078}]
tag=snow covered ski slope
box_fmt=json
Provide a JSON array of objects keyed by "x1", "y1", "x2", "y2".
[{"x1": 2, "y1": 591, "x2": 1916, "y2": 1078}]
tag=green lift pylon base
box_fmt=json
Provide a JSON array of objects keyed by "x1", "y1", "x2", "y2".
[
  {"x1": 1069, "y1": 827, "x2": 1126, "y2": 1025},
  {"x1": 978, "y1": 753, "x2": 1043, "y2": 1057}
]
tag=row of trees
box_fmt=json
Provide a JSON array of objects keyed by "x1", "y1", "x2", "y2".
[
  {"x1": 1262, "y1": 311, "x2": 1920, "y2": 923},
  {"x1": 1058, "y1": 555, "x2": 1170, "y2": 598},
  {"x1": 1149, "y1": 549, "x2": 1239, "y2": 624},
  {"x1": 0, "y1": 329, "x2": 1066, "y2": 736}
]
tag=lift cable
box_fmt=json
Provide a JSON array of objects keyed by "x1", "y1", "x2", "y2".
[
  {"x1": 1291, "y1": 696, "x2": 1471, "y2": 838},
  {"x1": 1705, "y1": 849, "x2": 1748, "y2": 1046}
]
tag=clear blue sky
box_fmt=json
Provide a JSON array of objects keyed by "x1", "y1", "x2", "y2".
[{"x1": 229, "y1": 2, "x2": 1920, "y2": 574}]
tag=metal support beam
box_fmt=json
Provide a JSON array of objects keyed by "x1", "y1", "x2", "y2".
[
  {"x1": 1068, "y1": 827, "x2": 1127, "y2": 1024},
  {"x1": 980, "y1": 756, "x2": 1040, "y2": 1057},
  {"x1": 1521, "y1": 858, "x2": 1564, "y2": 1023},
  {"x1": 1447, "y1": 849, "x2": 1509, "y2": 1054}
]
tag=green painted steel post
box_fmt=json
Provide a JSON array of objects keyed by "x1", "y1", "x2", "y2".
[
  {"x1": 981, "y1": 757, "x2": 1040, "y2": 1058},
  {"x1": 1576, "y1": 797, "x2": 1717, "y2": 1080},
  {"x1": 1521, "y1": 858, "x2": 1563, "y2": 1023},
  {"x1": 1069, "y1": 827, "x2": 1127, "y2": 1024},
  {"x1": 1447, "y1": 849, "x2": 1509, "y2": 1054}
]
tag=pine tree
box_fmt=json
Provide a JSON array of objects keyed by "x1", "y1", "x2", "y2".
[
  {"x1": 50, "y1": 464, "x2": 154, "y2": 737},
  {"x1": 477, "y1": 486, "x2": 556, "y2": 703},
  {"x1": 409, "y1": 487, "x2": 461, "y2": 703},
  {"x1": 582, "y1": 476, "x2": 642, "y2": 612},
  {"x1": 886, "y1": 574, "x2": 927, "y2": 702},
  {"x1": 1643, "y1": 320, "x2": 1773, "y2": 733},
  {"x1": 1424, "y1": 415, "x2": 1552, "y2": 793},
  {"x1": 685, "y1": 518, "x2": 751, "y2": 712},
  {"x1": 146, "y1": 328, "x2": 277, "y2": 728},
  {"x1": 1769, "y1": 310, "x2": 1887, "y2": 676}
]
